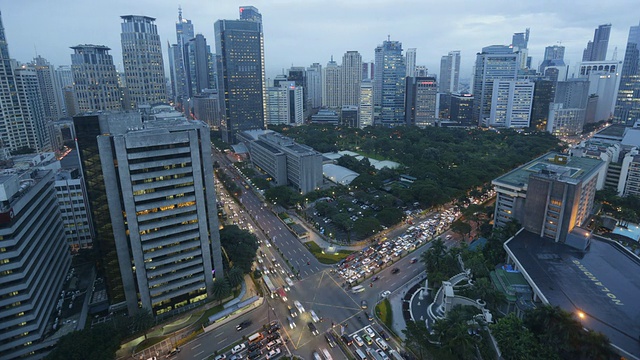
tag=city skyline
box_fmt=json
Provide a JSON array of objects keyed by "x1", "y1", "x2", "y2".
[{"x1": 3, "y1": 0, "x2": 639, "y2": 81}]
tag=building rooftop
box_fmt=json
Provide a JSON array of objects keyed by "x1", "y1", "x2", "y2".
[
  {"x1": 493, "y1": 152, "x2": 604, "y2": 189},
  {"x1": 253, "y1": 139, "x2": 283, "y2": 155},
  {"x1": 594, "y1": 124, "x2": 628, "y2": 141},
  {"x1": 323, "y1": 164, "x2": 359, "y2": 185},
  {"x1": 506, "y1": 230, "x2": 640, "y2": 359}
]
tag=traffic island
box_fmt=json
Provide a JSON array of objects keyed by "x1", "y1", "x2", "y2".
[{"x1": 304, "y1": 241, "x2": 354, "y2": 264}]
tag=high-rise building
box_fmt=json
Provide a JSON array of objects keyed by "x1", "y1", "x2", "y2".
[
  {"x1": 266, "y1": 86, "x2": 290, "y2": 125},
  {"x1": 70, "y1": 45, "x2": 122, "y2": 113},
  {"x1": 55, "y1": 168, "x2": 94, "y2": 253},
  {"x1": 0, "y1": 13, "x2": 49, "y2": 153},
  {"x1": 341, "y1": 51, "x2": 363, "y2": 107},
  {"x1": 192, "y1": 89, "x2": 220, "y2": 129},
  {"x1": 169, "y1": 7, "x2": 195, "y2": 104},
  {"x1": 531, "y1": 79, "x2": 556, "y2": 130},
  {"x1": 511, "y1": 29, "x2": 530, "y2": 69},
  {"x1": 186, "y1": 34, "x2": 214, "y2": 97},
  {"x1": 415, "y1": 66, "x2": 429, "y2": 77},
  {"x1": 55, "y1": 65, "x2": 73, "y2": 116},
  {"x1": 215, "y1": 7, "x2": 266, "y2": 143},
  {"x1": 449, "y1": 93, "x2": 474, "y2": 125},
  {"x1": 582, "y1": 24, "x2": 611, "y2": 62},
  {"x1": 472, "y1": 45, "x2": 520, "y2": 126},
  {"x1": 362, "y1": 61, "x2": 374, "y2": 80},
  {"x1": 488, "y1": 80, "x2": 534, "y2": 128},
  {"x1": 120, "y1": 15, "x2": 167, "y2": 107},
  {"x1": 577, "y1": 60, "x2": 622, "y2": 122},
  {"x1": 546, "y1": 79, "x2": 591, "y2": 136},
  {"x1": 405, "y1": 48, "x2": 416, "y2": 78},
  {"x1": 31, "y1": 56, "x2": 63, "y2": 123},
  {"x1": 239, "y1": 6, "x2": 262, "y2": 22},
  {"x1": 306, "y1": 63, "x2": 322, "y2": 109},
  {"x1": 614, "y1": 22, "x2": 640, "y2": 126},
  {"x1": 0, "y1": 163, "x2": 70, "y2": 360},
  {"x1": 539, "y1": 45, "x2": 566, "y2": 75},
  {"x1": 341, "y1": 105, "x2": 358, "y2": 128},
  {"x1": 287, "y1": 66, "x2": 309, "y2": 118},
  {"x1": 359, "y1": 79, "x2": 373, "y2": 129},
  {"x1": 322, "y1": 56, "x2": 341, "y2": 108},
  {"x1": 439, "y1": 51, "x2": 461, "y2": 94},
  {"x1": 374, "y1": 39, "x2": 406, "y2": 126},
  {"x1": 405, "y1": 76, "x2": 438, "y2": 127}
]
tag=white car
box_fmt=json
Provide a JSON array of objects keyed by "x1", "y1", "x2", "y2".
[
  {"x1": 266, "y1": 348, "x2": 281, "y2": 359},
  {"x1": 285, "y1": 277, "x2": 294, "y2": 287},
  {"x1": 294, "y1": 300, "x2": 305, "y2": 313},
  {"x1": 353, "y1": 334, "x2": 364, "y2": 347},
  {"x1": 310, "y1": 310, "x2": 320, "y2": 323},
  {"x1": 365, "y1": 326, "x2": 376, "y2": 338},
  {"x1": 231, "y1": 343, "x2": 246, "y2": 354},
  {"x1": 376, "y1": 349, "x2": 390, "y2": 360},
  {"x1": 380, "y1": 290, "x2": 391, "y2": 298}
]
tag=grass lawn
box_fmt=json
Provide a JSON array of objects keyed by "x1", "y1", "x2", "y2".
[
  {"x1": 304, "y1": 241, "x2": 354, "y2": 264},
  {"x1": 375, "y1": 299, "x2": 393, "y2": 329}
]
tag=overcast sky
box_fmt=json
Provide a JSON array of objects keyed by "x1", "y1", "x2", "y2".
[{"x1": 2, "y1": 0, "x2": 639, "y2": 81}]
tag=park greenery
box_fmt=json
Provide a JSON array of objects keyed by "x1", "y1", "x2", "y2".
[
  {"x1": 45, "y1": 323, "x2": 123, "y2": 360},
  {"x1": 595, "y1": 188, "x2": 640, "y2": 224},
  {"x1": 219, "y1": 225, "x2": 259, "y2": 275}
]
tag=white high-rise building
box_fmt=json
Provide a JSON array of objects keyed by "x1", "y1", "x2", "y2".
[
  {"x1": 323, "y1": 57, "x2": 341, "y2": 108},
  {"x1": 406, "y1": 48, "x2": 417, "y2": 78},
  {"x1": 306, "y1": 63, "x2": 322, "y2": 109},
  {"x1": 31, "y1": 56, "x2": 63, "y2": 123},
  {"x1": 341, "y1": 51, "x2": 362, "y2": 107},
  {"x1": 577, "y1": 60, "x2": 622, "y2": 122},
  {"x1": 14, "y1": 66, "x2": 50, "y2": 152},
  {"x1": 439, "y1": 50, "x2": 461, "y2": 93},
  {"x1": 473, "y1": 45, "x2": 520, "y2": 125},
  {"x1": 489, "y1": 80, "x2": 534, "y2": 128},
  {"x1": 55, "y1": 168, "x2": 94, "y2": 253},
  {"x1": 359, "y1": 79, "x2": 373, "y2": 128},
  {"x1": 120, "y1": 15, "x2": 167, "y2": 107},
  {"x1": 266, "y1": 87, "x2": 290, "y2": 125}
]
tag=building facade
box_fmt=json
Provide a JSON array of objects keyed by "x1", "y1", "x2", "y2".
[
  {"x1": 405, "y1": 76, "x2": 438, "y2": 126},
  {"x1": 55, "y1": 168, "x2": 94, "y2": 253},
  {"x1": 359, "y1": 79, "x2": 373, "y2": 128},
  {"x1": 168, "y1": 7, "x2": 194, "y2": 104},
  {"x1": 120, "y1": 15, "x2": 167, "y2": 107},
  {"x1": 215, "y1": 9, "x2": 266, "y2": 143},
  {"x1": 185, "y1": 34, "x2": 214, "y2": 98},
  {"x1": 614, "y1": 22, "x2": 640, "y2": 126},
  {"x1": 70, "y1": 45, "x2": 122, "y2": 113},
  {"x1": 322, "y1": 57, "x2": 341, "y2": 108},
  {"x1": 405, "y1": 48, "x2": 416, "y2": 78},
  {"x1": 488, "y1": 80, "x2": 534, "y2": 128},
  {"x1": 306, "y1": 63, "x2": 322, "y2": 109},
  {"x1": 341, "y1": 51, "x2": 363, "y2": 107},
  {"x1": 439, "y1": 50, "x2": 461, "y2": 94},
  {"x1": 582, "y1": 24, "x2": 611, "y2": 62},
  {"x1": 374, "y1": 40, "x2": 406, "y2": 127},
  {"x1": 450, "y1": 93, "x2": 474, "y2": 125}
]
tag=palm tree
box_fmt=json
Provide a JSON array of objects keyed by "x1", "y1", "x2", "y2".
[
  {"x1": 212, "y1": 278, "x2": 231, "y2": 303},
  {"x1": 227, "y1": 267, "x2": 244, "y2": 289}
]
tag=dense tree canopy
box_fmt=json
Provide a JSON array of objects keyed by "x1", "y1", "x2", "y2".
[
  {"x1": 219, "y1": 225, "x2": 259, "y2": 274},
  {"x1": 45, "y1": 323, "x2": 122, "y2": 360}
]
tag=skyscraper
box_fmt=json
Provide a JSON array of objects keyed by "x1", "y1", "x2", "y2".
[
  {"x1": 341, "y1": 51, "x2": 363, "y2": 107},
  {"x1": 55, "y1": 65, "x2": 73, "y2": 116},
  {"x1": 472, "y1": 45, "x2": 520, "y2": 126},
  {"x1": 359, "y1": 79, "x2": 373, "y2": 128},
  {"x1": 323, "y1": 56, "x2": 341, "y2": 108},
  {"x1": 0, "y1": 12, "x2": 49, "y2": 153},
  {"x1": 439, "y1": 50, "x2": 461, "y2": 93},
  {"x1": 405, "y1": 76, "x2": 438, "y2": 126},
  {"x1": 614, "y1": 22, "x2": 640, "y2": 126},
  {"x1": 488, "y1": 80, "x2": 534, "y2": 128},
  {"x1": 14, "y1": 65, "x2": 50, "y2": 152},
  {"x1": 582, "y1": 24, "x2": 611, "y2": 62},
  {"x1": 374, "y1": 39, "x2": 406, "y2": 126},
  {"x1": 306, "y1": 63, "x2": 322, "y2": 109},
  {"x1": 511, "y1": 29, "x2": 530, "y2": 69},
  {"x1": 185, "y1": 34, "x2": 214, "y2": 97},
  {"x1": 169, "y1": 7, "x2": 195, "y2": 104},
  {"x1": 31, "y1": 56, "x2": 63, "y2": 123},
  {"x1": 538, "y1": 45, "x2": 566, "y2": 75},
  {"x1": 239, "y1": 6, "x2": 262, "y2": 22},
  {"x1": 70, "y1": 45, "x2": 122, "y2": 113},
  {"x1": 405, "y1": 48, "x2": 416, "y2": 78},
  {"x1": 215, "y1": 7, "x2": 266, "y2": 143},
  {"x1": 120, "y1": 15, "x2": 167, "y2": 107}
]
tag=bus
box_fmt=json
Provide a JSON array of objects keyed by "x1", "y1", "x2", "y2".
[
  {"x1": 262, "y1": 275, "x2": 277, "y2": 298},
  {"x1": 248, "y1": 332, "x2": 264, "y2": 344}
]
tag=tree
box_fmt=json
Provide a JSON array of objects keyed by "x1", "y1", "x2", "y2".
[
  {"x1": 227, "y1": 267, "x2": 244, "y2": 288},
  {"x1": 219, "y1": 225, "x2": 259, "y2": 274},
  {"x1": 212, "y1": 278, "x2": 231, "y2": 302},
  {"x1": 353, "y1": 217, "x2": 381, "y2": 238},
  {"x1": 403, "y1": 320, "x2": 433, "y2": 360},
  {"x1": 264, "y1": 186, "x2": 302, "y2": 208},
  {"x1": 129, "y1": 308, "x2": 154, "y2": 339},
  {"x1": 376, "y1": 207, "x2": 404, "y2": 227},
  {"x1": 490, "y1": 313, "x2": 556, "y2": 360},
  {"x1": 451, "y1": 219, "x2": 472, "y2": 240},
  {"x1": 45, "y1": 323, "x2": 122, "y2": 360}
]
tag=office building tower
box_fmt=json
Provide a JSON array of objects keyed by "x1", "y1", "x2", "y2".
[
  {"x1": 472, "y1": 45, "x2": 520, "y2": 126},
  {"x1": 55, "y1": 65, "x2": 73, "y2": 116},
  {"x1": 539, "y1": 45, "x2": 566, "y2": 75},
  {"x1": 577, "y1": 60, "x2": 622, "y2": 122},
  {"x1": 555, "y1": 79, "x2": 591, "y2": 109},
  {"x1": 614, "y1": 22, "x2": 640, "y2": 126},
  {"x1": 266, "y1": 86, "x2": 290, "y2": 125},
  {"x1": 405, "y1": 48, "x2": 416, "y2": 78},
  {"x1": 55, "y1": 168, "x2": 94, "y2": 253},
  {"x1": 186, "y1": 34, "x2": 214, "y2": 97},
  {"x1": 341, "y1": 51, "x2": 363, "y2": 107},
  {"x1": 405, "y1": 76, "x2": 438, "y2": 126},
  {"x1": 341, "y1": 105, "x2": 358, "y2": 127},
  {"x1": 287, "y1": 66, "x2": 309, "y2": 117},
  {"x1": 493, "y1": 153, "x2": 603, "y2": 242},
  {"x1": 273, "y1": 74, "x2": 288, "y2": 88},
  {"x1": 192, "y1": 89, "x2": 220, "y2": 129},
  {"x1": 74, "y1": 111, "x2": 223, "y2": 316},
  {"x1": 547, "y1": 103, "x2": 587, "y2": 137},
  {"x1": 120, "y1": 15, "x2": 167, "y2": 107},
  {"x1": 450, "y1": 93, "x2": 474, "y2": 125},
  {"x1": 362, "y1": 61, "x2": 374, "y2": 80},
  {"x1": 215, "y1": 7, "x2": 266, "y2": 143},
  {"x1": 511, "y1": 29, "x2": 530, "y2": 69},
  {"x1": 359, "y1": 79, "x2": 373, "y2": 128},
  {"x1": 531, "y1": 79, "x2": 556, "y2": 130},
  {"x1": 323, "y1": 56, "x2": 341, "y2": 108},
  {"x1": 14, "y1": 65, "x2": 51, "y2": 152},
  {"x1": 0, "y1": 163, "x2": 70, "y2": 360},
  {"x1": 31, "y1": 56, "x2": 63, "y2": 123},
  {"x1": 439, "y1": 51, "x2": 461, "y2": 93},
  {"x1": 239, "y1": 6, "x2": 262, "y2": 22},
  {"x1": 306, "y1": 63, "x2": 322, "y2": 109},
  {"x1": 70, "y1": 45, "x2": 122, "y2": 113},
  {"x1": 488, "y1": 80, "x2": 534, "y2": 128},
  {"x1": 374, "y1": 39, "x2": 406, "y2": 126},
  {"x1": 582, "y1": 24, "x2": 611, "y2": 62},
  {"x1": 414, "y1": 66, "x2": 429, "y2": 77},
  {"x1": 169, "y1": 7, "x2": 195, "y2": 104}
]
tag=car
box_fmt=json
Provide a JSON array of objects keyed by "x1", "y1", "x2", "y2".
[
  {"x1": 325, "y1": 333, "x2": 336, "y2": 347},
  {"x1": 288, "y1": 305, "x2": 298, "y2": 318},
  {"x1": 410, "y1": 257, "x2": 418, "y2": 264},
  {"x1": 287, "y1": 316, "x2": 296, "y2": 329},
  {"x1": 365, "y1": 326, "x2": 376, "y2": 338},
  {"x1": 380, "y1": 290, "x2": 391, "y2": 298},
  {"x1": 341, "y1": 334, "x2": 353, "y2": 346},
  {"x1": 294, "y1": 300, "x2": 306, "y2": 314},
  {"x1": 376, "y1": 349, "x2": 390, "y2": 360},
  {"x1": 312, "y1": 352, "x2": 322, "y2": 360},
  {"x1": 353, "y1": 334, "x2": 364, "y2": 347},
  {"x1": 231, "y1": 343, "x2": 246, "y2": 354},
  {"x1": 321, "y1": 348, "x2": 333, "y2": 360},
  {"x1": 285, "y1": 277, "x2": 294, "y2": 287},
  {"x1": 213, "y1": 355, "x2": 226, "y2": 360},
  {"x1": 266, "y1": 348, "x2": 281, "y2": 359},
  {"x1": 367, "y1": 312, "x2": 374, "y2": 321},
  {"x1": 236, "y1": 320, "x2": 252, "y2": 331},
  {"x1": 362, "y1": 334, "x2": 373, "y2": 345},
  {"x1": 167, "y1": 347, "x2": 181, "y2": 357},
  {"x1": 371, "y1": 275, "x2": 380, "y2": 282},
  {"x1": 375, "y1": 338, "x2": 389, "y2": 350},
  {"x1": 247, "y1": 349, "x2": 262, "y2": 359},
  {"x1": 310, "y1": 310, "x2": 320, "y2": 323},
  {"x1": 361, "y1": 300, "x2": 368, "y2": 309},
  {"x1": 391, "y1": 268, "x2": 400, "y2": 274},
  {"x1": 308, "y1": 322, "x2": 319, "y2": 336},
  {"x1": 266, "y1": 339, "x2": 282, "y2": 349}
]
